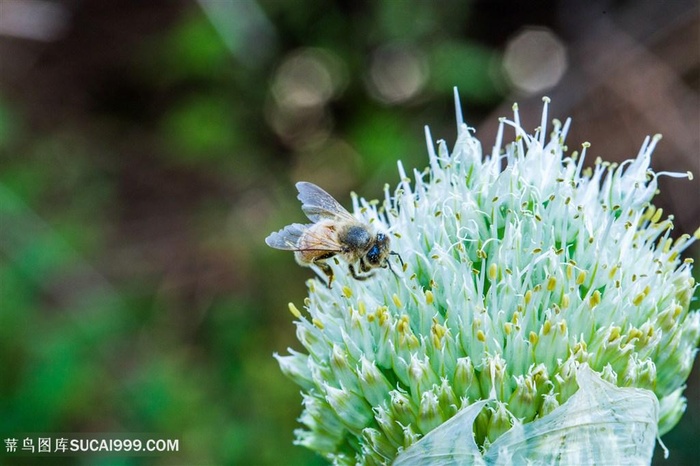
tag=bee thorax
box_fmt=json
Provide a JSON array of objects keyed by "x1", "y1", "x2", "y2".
[{"x1": 339, "y1": 225, "x2": 372, "y2": 251}]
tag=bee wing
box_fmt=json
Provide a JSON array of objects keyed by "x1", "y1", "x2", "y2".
[
  {"x1": 265, "y1": 222, "x2": 344, "y2": 252},
  {"x1": 296, "y1": 182, "x2": 356, "y2": 223},
  {"x1": 265, "y1": 223, "x2": 308, "y2": 250},
  {"x1": 296, "y1": 222, "x2": 346, "y2": 252}
]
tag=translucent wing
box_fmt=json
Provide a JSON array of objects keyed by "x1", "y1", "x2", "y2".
[
  {"x1": 265, "y1": 222, "x2": 344, "y2": 252},
  {"x1": 296, "y1": 182, "x2": 356, "y2": 223},
  {"x1": 296, "y1": 222, "x2": 345, "y2": 252},
  {"x1": 265, "y1": 223, "x2": 308, "y2": 250}
]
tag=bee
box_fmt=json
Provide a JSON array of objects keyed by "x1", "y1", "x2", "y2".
[{"x1": 265, "y1": 182, "x2": 402, "y2": 288}]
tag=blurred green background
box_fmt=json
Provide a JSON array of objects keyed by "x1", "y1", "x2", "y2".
[{"x1": 0, "y1": 0, "x2": 698, "y2": 464}]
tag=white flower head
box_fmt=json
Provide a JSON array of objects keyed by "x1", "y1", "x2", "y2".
[{"x1": 275, "y1": 90, "x2": 700, "y2": 465}]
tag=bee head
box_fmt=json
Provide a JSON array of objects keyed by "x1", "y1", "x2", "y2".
[{"x1": 366, "y1": 232, "x2": 390, "y2": 266}]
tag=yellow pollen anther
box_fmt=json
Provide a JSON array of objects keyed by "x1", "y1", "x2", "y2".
[
  {"x1": 589, "y1": 290, "x2": 601, "y2": 308},
  {"x1": 651, "y1": 207, "x2": 663, "y2": 224},
  {"x1": 673, "y1": 305, "x2": 682, "y2": 318},
  {"x1": 342, "y1": 286, "x2": 353, "y2": 298},
  {"x1": 632, "y1": 293, "x2": 645, "y2": 306},
  {"x1": 376, "y1": 306, "x2": 389, "y2": 325},
  {"x1": 673, "y1": 234, "x2": 690, "y2": 248},
  {"x1": 627, "y1": 328, "x2": 642, "y2": 342},
  {"x1": 662, "y1": 238, "x2": 672, "y2": 253},
  {"x1": 488, "y1": 263, "x2": 498, "y2": 280},
  {"x1": 529, "y1": 331, "x2": 538, "y2": 344},
  {"x1": 425, "y1": 290, "x2": 434, "y2": 305},
  {"x1": 547, "y1": 276, "x2": 557, "y2": 292},
  {"x1": 358, "y1": 301, "x2": 366, "y2": 315},
  {"x1": 312, "y1": 318, "x2": 324, "y2": 329},
  {"x1": 392, "y1": 294, "x2": 403, "y2": 308},
  {"x1": 433, "y1": 324, "x2": 446, "y2": 339},
  {"x1": 288, "y1": 302, "x2": 302, "y2": 319},
  {"x1": 477, "y1": 330, "x2": 486, "y2": 342},
  {"x1": 561, "y1": 293, "x2": 570, "y2": 309},
  {"x1": 397, "y1": 315, "x2": 410, "y2": 333},
  {"x1": 524, "y1": 290, "x2": 532, "y2": 305},
  {"x1": 576, "y1": 271, "x2": 587, "y2": 286}
]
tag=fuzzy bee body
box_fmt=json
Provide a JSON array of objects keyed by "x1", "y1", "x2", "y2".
[{"x1": 265, "y1": 182, "x2": 399, "y2": 287}]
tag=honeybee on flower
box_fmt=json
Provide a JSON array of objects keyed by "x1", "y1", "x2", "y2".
[{"x1": 266, "y1": 181, "x2": 401, "y2": 287}]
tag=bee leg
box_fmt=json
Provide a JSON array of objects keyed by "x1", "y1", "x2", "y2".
[
  {"x1": 359, "y1": 258, "x2": 372, "y2": 273},
  {"x1": 349, "y1": 264, "x2": 372, "y2": 281},
  {"x1": 387, "y1": 251, "x2": 404, "y2": 276},
  {"x1": 316, "y1": 260, "x2": 334, "y2": 288},
  {"x1": 385, "y1": 259, "x2": 398, "y2": 277}
]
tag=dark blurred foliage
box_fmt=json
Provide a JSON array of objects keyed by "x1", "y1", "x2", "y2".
[{"x1": 0, "y1": 0, "x2": 697, "y2": 464}]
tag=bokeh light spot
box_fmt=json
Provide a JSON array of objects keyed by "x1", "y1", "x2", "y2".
[
  {"x1": 271, "y1": 48, "x2": 347, "y2": 110},
  {"x1": 367, "y1": 43, "x2": 428, "y2": 104},
  {"x1": 503, "y1": 27, "x2": 568, "y2": 95}
]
